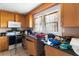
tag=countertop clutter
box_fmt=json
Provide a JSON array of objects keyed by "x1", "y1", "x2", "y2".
[
  {"x1": 43, "y1": 34, "x2": 78, "y2": 56},
  {"x1": 22, "y1": 33, "x2": 78, "y2": 56}
]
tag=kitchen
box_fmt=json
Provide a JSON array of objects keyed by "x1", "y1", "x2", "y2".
[{"x1": 0, "y1": 3, "x2": 79, "y2": 56}]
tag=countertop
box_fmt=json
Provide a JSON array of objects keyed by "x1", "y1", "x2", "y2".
[
  {"x1": 25, "y1": 35, "x2": 37, "y2": 40},
  {"x1": 45, "y1": 44, "x2": 78, "y2": 56},
  {"x1": 24, "y1": 35, "x2": 78, "y2": 56}
]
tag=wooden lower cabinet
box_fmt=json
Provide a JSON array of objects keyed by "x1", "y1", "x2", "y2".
[
  {"x1": 22, "y1": 36, "x2": 45, "y2": 56},
  {"x1": 0, "y1": 36, "x2": 9, "y2": 52},
  {"x1": 26, "y1": 40, "x2": 37, "y2": 56},
  {"x1": 22, "y1": 37, "x2": 27, "y2": 49},
  {"x1": 25, "y1": 37, "x2": 38, "y2": 56},
  {"x1": 22, "y1": 37, "x2": 38, "y2": 55},
  {"x1": 45, "y1": 45, "x2": 72, "y2": 56}
]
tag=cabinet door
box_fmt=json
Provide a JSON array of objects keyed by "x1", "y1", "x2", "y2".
[
  {"x1": 20, "y1": 15, "x2": 26, "y2": 28},
  {"x1": 26, "y1": 39, "x2": 37, "y2": 56},
  {"x1": 15, "y1": 14, "x2": 26, "y2": 28},
  {"x1": 0, "y1": 11, "x2": 14, "y2": 27},
  {"x1": 75, "y1": 4, "x2": 79, "y2": 26},
  {"x1": 3, "y1": 36, "x2": 9, "y2": 51},
  {"x1": 45, "y1": 45, "x2": 71, "y2": 56},
  {"x1": 22, "y1": 38, "x2": 27, "y2": 49},
  {"x1": 25, "y1": 15, "x2": 30, "y2": 28},
  {"x1": 0, "y1": 11, "x2": 8, "y2": 27},
  {"x1": 0, "y1": 37, "x2": 2, "y2": 51},
  {"x1": 0, "y1": 36, "x2": 8, "y2": 52},
  {"x1": 8, "y1": 12, "x2": 14, "y2": 21},
  {"x1": 14, "y1": 13, "x2": 20, "y2": 22},
  {"x1": 61, "y1": 4, "x2": 76, "y2": 27}
]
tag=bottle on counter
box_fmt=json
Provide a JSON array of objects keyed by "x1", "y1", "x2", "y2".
[
  {"x1": 60, "y1": 38, "x2": 65, "y2": 44},
  {"x1": 45, "y1": 34, "x2": 48, "y2": 42}
]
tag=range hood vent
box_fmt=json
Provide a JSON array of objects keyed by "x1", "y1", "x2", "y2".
[{"x1": 8, "y1": 21, "x2": 21, "y2": 28}]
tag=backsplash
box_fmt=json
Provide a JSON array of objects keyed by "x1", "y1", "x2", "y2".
[
  {"x1": 0, "y1": 27, "x2": 79, "y2": 37},
  {"x1": 0, "y1": 28, "x2": 11, "y2": 33},
  {"x1": 63, "y1": 28, "x2": 79, "y2": 37},
  {"x1": 0, "y1": 28, "x2": 26, "y2": 33}
]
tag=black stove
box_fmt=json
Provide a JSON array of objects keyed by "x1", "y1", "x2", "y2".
[{"x1": 8, "y1": 35, "x2": 22, "y2": 45}]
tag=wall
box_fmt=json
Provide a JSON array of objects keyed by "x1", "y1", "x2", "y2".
[
  {"x1": 25, "y1": 3, "x2": 57, "y2": 28},
  {"x1": 25, "y1": 3, "x2": 79, "y2": 37},
  {"x1": 0, "y1": 28, "x2": 11, "y2": 33}
]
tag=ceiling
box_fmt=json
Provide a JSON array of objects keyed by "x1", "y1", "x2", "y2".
[{"x1": 0, "y1": 3, "x2": 42, "y2": 14}]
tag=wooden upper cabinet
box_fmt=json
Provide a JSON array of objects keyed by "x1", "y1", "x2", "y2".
[
  {"x1": 8, "y1": 12, "x2": 14, "y2": 21},
  {"x1": 15, "y1": 13, "x2": 26, "y2": 28},
  {"x1": 75, "y1": 4, "x2": 79, "y2": 26},
  {"x1": 25, "y1": 15, "x2": 30, "y2": 28},
  {"x1": 14, "y1": 13, "x2": 20, "y2": 22},
  {"x1": 0, "y1": 11, "x2": 26, "y2": 28},
  {"x1": 0, "y1": 11, "x2": 8, "y2": 27},
  {"x1": 21, "y1": 16, "x2": 26, "y2": 28},
  {"x1": 0, "y1": 11, "x2": 14, "y2": 28},
  {"x1": 19, "y1": 15, "x2": 26, "y2": 28},
  {"x1": 61, "y1": 4, "x2": 77, "y2": 27}
]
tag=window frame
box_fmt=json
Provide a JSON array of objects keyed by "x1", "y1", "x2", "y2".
[
  {"x1": 44, "y1": 11, "x2": 59, "y2": 33},
  {"x1": 34, "y1": 16, "x2": 43, "y2": 32}
]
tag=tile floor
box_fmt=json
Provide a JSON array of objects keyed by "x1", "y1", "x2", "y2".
[{"x1": 0, "y1": 46, "x2": 29, "y2": 56}]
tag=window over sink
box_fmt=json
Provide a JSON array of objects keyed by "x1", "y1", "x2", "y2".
[{"x1": 34, "y1": 5, "x2": 62, "y2": 36}]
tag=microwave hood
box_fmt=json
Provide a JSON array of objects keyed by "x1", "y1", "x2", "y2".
[{"x1": 8, "y1": 21, "x2": 21, "y2": 28}]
